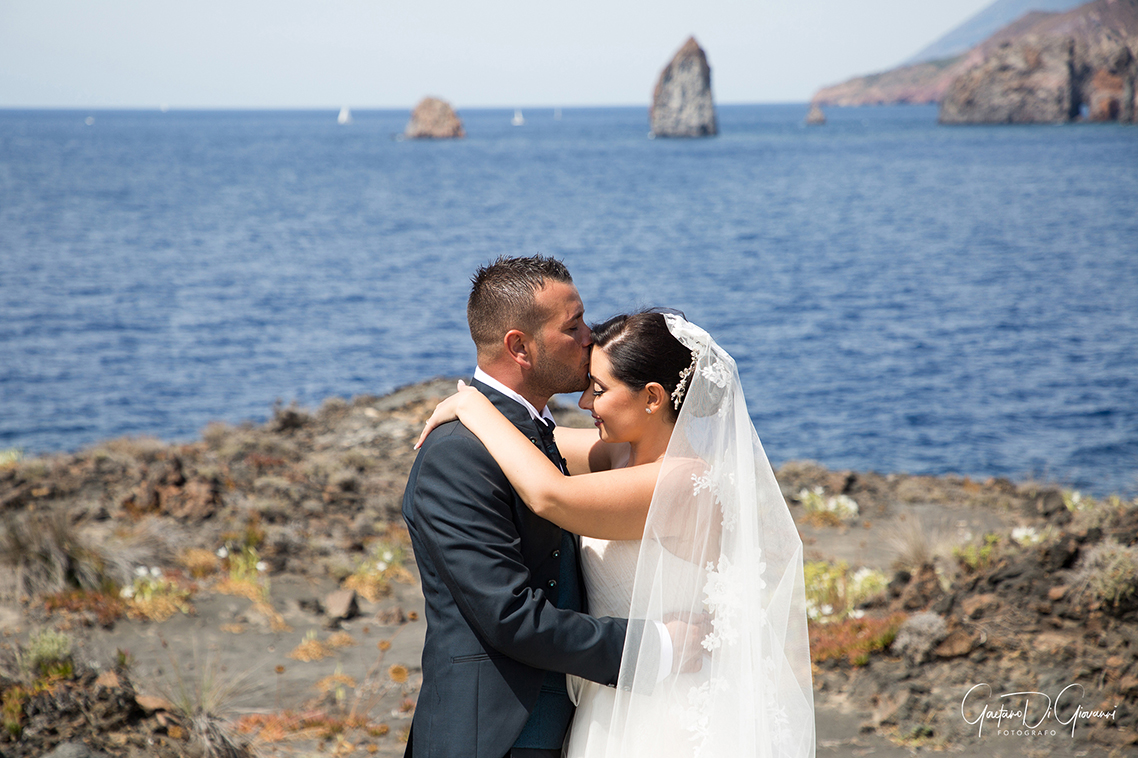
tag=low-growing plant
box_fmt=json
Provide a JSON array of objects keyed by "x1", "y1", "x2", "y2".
[
  {"x1": 43, "y1": 587, "x2": 127, "y2": 627},
  {"x1": 798, "y1": 486, "x2": 859, "y2": 527},
  {"x1": 216, "y1": 545, "x2": 270, "y2": 599},
  {"x1": 2, "y1": 686, "x2": 27, "y2": 739},
  {"x1": 21, "y1": 628, "x2": 74, "y2": 680},
  {"x1": 342, "y1": 540, "x2": 413, "y2": 602},
  {"x1": 952, "y1": 532, "x2": 1001, "y2": 573},
  {"x1": 1063, "y1": 490, "x2": 1095, "y2": 513},
  {"x1": 1079, "y1": 540, "x2": 1138, "y2": 608},
  {"x1": 120, "y1": 566, "x2": 194, "y2": 622},
  {"x1": 809, "y1": 613, "x2": 908, "y2": 666},
  {"x1": 1010, "y1": 525, "x2": 1046, "y2": 547},
  {"x1": 804, "y1": 561, "x2": 888, "y2": 623},
  {"x1": 0, "y1": 448, "x2": 23, "y2": 469}
]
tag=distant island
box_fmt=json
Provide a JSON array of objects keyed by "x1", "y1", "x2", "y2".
[{"x1": 812, "y1": 0, "x2": 1137, "y2": 124}]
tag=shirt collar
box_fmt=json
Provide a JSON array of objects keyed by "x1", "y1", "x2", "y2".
[{"x1": 473, "y1": 367, "x2": 556, "y2": 426}]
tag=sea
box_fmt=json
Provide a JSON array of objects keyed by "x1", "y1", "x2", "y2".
[{"x1": 1, "y1": 105, "x2": 1136, "y2": 495}]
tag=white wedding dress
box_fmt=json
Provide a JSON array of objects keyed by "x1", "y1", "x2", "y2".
[{"x1": 566, "y1": 537, "x2": 709, "y2": 757}]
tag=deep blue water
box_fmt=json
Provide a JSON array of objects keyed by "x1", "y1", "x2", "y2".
[{"x1": 2, "y1": 105, "x2": 1136, "y2": 495}]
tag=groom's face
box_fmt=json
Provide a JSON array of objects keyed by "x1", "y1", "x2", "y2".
[{"x1": 529, "y1": 280, "x2": 592, "y2": 395}]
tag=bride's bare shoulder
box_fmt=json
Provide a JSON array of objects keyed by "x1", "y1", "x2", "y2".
[{"x1": 552, "y1": 426, "x2": 629, "y2": 474}]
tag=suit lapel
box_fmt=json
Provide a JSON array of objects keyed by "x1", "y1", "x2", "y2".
[{"x1": 470, "y1": 378, "x2": 556, "y2": 465}]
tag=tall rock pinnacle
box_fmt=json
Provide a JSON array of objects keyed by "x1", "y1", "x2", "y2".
[{"x1": 650, "y1": 37, "x2": 718, "y2": 138}]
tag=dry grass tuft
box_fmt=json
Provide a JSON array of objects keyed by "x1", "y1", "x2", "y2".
[
  {"x1": 179, "y1": 548, "x2": 221, "y2": 578},
  {"x1": 387, "y1": 665, "x2": 408, "y2": 684},
  {"x1": 884, "y1": 515, "x2": 943, "y2": 572},
  {"x1": 288, "y1": 632, "x2": 332, "y2": 662},
  {"x1": 153, "y1": 644, "x2": 254, "y2": 758},
  {"x1": 317, "y1": 671, "x2": 358, "y2": 694},
  {"x1": 0, "y1": 508, "x2": 113, "y2": 600},
  {"x1": 326, "y1": 631, "x2": 356, "y2": 649}
]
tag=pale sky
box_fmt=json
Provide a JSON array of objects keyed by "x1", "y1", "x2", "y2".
[{"x1": 0, "y1": 1, "x2": 992, "y2": 108}]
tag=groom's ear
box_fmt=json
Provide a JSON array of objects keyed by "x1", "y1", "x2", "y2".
[{"x1": 503, "y1": 329, "x2": 534, "y2": 369}]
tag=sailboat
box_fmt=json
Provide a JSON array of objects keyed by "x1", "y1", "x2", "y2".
[
  {"x1": 338, "y1": 107, "x2": 353, "y2": 125},
  {"x1": 512, "y1": 109, "x2": 525, "y2": 126}
]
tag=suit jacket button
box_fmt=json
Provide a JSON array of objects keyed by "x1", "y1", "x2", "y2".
[
  {"x1": 548, "y1": 579, "x2": 558, "y2": 589},
  {"x1": 552, "y1": 549, "x2": 560, "y2": 558}
]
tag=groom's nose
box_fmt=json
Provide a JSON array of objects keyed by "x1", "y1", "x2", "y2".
[{"x1": 580, "y1": 324, "x2": 592, "y2": 348}]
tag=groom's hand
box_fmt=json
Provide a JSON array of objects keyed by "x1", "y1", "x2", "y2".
[{"x1": 664, "y1": 613, "x2": 713, "y2": 674}]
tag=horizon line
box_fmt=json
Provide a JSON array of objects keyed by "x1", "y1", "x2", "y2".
[{"x1": 0, "y1": 100, "x2": 840, "y2": 113}]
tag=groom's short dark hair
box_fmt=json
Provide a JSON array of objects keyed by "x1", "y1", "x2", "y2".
[{"x1": 468, "y1": 255, "x2": 573, "y2": 352}]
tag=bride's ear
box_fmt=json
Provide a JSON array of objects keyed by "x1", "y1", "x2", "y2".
[{"x1": 644, "y1": 382, "x2": 668, "y2": 416}]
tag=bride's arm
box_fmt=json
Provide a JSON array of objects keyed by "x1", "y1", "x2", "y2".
[{"x1": 416, "y1": 387, "x2": 654, "y2": 540}]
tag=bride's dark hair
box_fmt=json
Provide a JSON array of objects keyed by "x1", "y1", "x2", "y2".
[{"x1": 590, "y1": 309, "x2": 693, "y2": 417}]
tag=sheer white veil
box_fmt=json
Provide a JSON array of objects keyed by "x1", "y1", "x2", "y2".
[{"x1": 602, "y1": 313, "x2": 815, "y2": 757}]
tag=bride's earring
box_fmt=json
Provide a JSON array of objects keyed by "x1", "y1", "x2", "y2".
[{"x1": 646, "y1": 408, "x2": 653, "y2": 414}]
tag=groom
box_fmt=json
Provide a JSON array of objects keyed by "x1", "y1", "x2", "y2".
[{"x1": 402, "y1": 256, "x2": 664, "y2": 757}]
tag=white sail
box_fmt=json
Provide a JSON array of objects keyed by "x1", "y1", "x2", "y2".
[
  {"x1": 338, "y1": 107, "x2": 352, "y2": 125},
  {"x1": 512, "y1": 109, "x2": 525, "y2": 126}
]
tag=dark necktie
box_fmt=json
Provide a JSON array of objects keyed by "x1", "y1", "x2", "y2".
[
  {"x1": 535, "y1": 418, "x2": 582, "y2": 613},
  {"x1": 536, "y1": 417, "x2": 568, "y2": 475}
]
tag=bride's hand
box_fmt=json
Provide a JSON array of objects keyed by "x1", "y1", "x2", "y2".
[{"x1": 415, "y1": 381, "x2": 483, "y2": 449}]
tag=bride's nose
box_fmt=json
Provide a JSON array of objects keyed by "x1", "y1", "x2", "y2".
[{"x1": 578, "y1": 390, "x2": 594, "y2": 411}]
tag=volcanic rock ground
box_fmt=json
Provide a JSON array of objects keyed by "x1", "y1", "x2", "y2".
[{"x1": 2, "y1": 380, "x2": 1135, "y2": 757}]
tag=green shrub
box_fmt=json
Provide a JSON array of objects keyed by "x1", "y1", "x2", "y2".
[
  {"x1": 22, "y1": 628, "x2": 74, "y2": 680},
  {"x1": 1081, "y1": 541, "x2": 1138, "y2": 608}
]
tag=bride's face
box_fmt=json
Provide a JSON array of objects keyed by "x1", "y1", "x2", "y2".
[{"x1": 578, "y1": 346, "x2": 648, "y2": 444}]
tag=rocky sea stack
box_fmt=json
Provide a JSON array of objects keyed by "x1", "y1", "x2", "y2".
[
  {"x1": 404, "y1": 97, "x2": 465, "y2": 139},
  {"x1": 650, "y1": 37, "x2": 718, "y2": 138}
]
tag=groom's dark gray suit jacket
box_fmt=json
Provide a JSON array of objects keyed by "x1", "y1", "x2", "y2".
[{"x1": 401, "y1": 380, "x2": 639, "y2": 758}]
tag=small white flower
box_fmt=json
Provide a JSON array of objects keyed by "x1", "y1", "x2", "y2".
[
  {"x1": 120, "y1": 586, "x2": 134, "y2": 599},
  {"x1": 382, "y1": 551, "x2": 394, "y2": 562},
  {"x1": 848, "y1": 608, "x2": 866, "y2": 619},
  {"x1": 1011, "y1": 526, "x2": 1041, "y2": 546},
  {"x1": 134, "y1": 566, "x2": 148, "y2": 577},
  {"x1": 216, "y1": 547, "x2": 229, "y2": 558},
  {"x1": 256, "y1": 561, "x2": 268, "y2": 572},
  {"x1": 376, "y1": 562, "x2": 388, "y2": 572},
  {"x1": 149, "y1": 566, "x2": 162, "y2": 578},
  {"x1": 821, "y1": 604, "x2": 834, "y2": 616}
]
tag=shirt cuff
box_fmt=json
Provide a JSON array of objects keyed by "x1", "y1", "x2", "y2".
[{"x1": 653, "y1": 620, "x2": 672, "y2": 682}]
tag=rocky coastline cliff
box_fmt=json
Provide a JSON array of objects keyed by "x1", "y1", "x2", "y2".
[{"x1": 813, "y1": 0, "x2": 1137, "y2": 125}]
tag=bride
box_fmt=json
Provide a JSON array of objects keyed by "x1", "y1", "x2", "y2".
[{"x1": 419, "y1": 310, "x2": 815, "y2": 757}]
